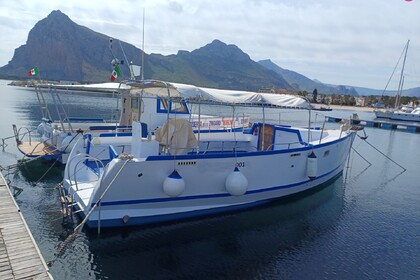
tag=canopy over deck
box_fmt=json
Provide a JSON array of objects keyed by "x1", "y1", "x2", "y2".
[{"x1": 127, "y1": 80, "x2": 310, "y2": 109}]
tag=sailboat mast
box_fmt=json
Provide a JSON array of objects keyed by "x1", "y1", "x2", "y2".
[
  {"x1": 395, "y1": 40, "x2": 410, "y2": 108},
  {"x1": 141, "y1": 8, "x2": 145, "y2": 80}
]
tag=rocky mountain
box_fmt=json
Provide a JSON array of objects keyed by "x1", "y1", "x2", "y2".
[
  {"x1": 0, "y1": 10, "x2": 291, "y2": 91},
  {"x1": 147, "y1": 40, "x2": 292, "y2": 91},
  {"x1": 0, "y1": 10, "x2": 145, "y2": 82},
  {"x1": 258, "y1": 59, "x2": 359, "y2": 96},
  {"x1": 1, "y1": 10, "x2": 418, "y2": 97}
]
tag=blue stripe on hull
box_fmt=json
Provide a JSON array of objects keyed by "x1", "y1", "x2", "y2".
[
  {"x1": 92, "y1": 163, "x2": 340, "y2": 207},
  {"x1": 85, "y1": 170, "x2": 344, "y2": 228}
]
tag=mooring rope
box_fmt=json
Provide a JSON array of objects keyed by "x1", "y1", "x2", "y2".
[
  {"x1": 357, "y1": 134, "x2": 406, "y2": 172},
  {"x1": 32, "y1": 158, "x2": 60, "y2": 186}
]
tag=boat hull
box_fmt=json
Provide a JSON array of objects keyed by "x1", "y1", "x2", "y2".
[
  {"x1": 64, "y1": 132, "x2": 354, "y2": 228},
  {"x1": 83, "y1": 168, "x2": 345, "y2": 228},
  {"x1": 389, "y1": 112, "x2": 420, "y2": 122}
]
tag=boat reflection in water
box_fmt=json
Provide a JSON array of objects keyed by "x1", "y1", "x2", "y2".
[{"x1": 84, "y1": 176, "x2": 346, "y2": 279}]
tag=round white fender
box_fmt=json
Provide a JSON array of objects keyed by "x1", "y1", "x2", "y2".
[
  {"x1": 163, "y1": 170, "x2": 185, "y2": 197},
  {"x1": 307, "y1": 151, "x2": 318, "y2": 180},
  {"x1": 225, "y1": 167, "x2": 248, "y2": 196}
]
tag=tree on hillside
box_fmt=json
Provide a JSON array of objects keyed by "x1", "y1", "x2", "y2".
[{"x1": 312, "y1": 88, "x2": 318, "y2": 103}]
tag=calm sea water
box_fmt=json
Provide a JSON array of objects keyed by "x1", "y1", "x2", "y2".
[{"x1": 0, "y1": 79, "x2": 419, "y2": 280}]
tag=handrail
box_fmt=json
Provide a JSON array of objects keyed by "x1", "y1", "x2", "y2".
[
  {"x1": 16, "y1": 127, "x2": 34, "y2": 145},
  {"x1": 266, "y1": 141, "x2": 304, "y2": 151},
  {"x1": 319, "y1": 117, "x2": 327, "y2": 144},
  {"x1": 66, "y1": 153, "x2": 105, "y2": 192}
]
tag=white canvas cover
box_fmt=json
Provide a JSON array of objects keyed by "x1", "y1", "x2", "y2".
[{"x1": 130, "y1": 81, "x2": 310, "y2": 109}]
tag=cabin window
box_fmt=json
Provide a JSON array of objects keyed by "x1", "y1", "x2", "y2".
[
  {"x1": 171, "y1": 100, "x2": 188, "y2": 113},
  {"x1": 131, "y1": 97, "x2": 139, "y2": 109},
  {"x1": 324, "y1": 150, "x2": 330, "y2": 157},
  {"x1": 157, "y1": 98, "x2": 189, "y2": 114},
  {"x1": 159, "y1": 98, "x2": 169, "y2": 111}
]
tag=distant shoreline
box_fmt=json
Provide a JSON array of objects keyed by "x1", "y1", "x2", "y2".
[{"x1": 311, "y1": 103, "x2": 375, "y2": 112}]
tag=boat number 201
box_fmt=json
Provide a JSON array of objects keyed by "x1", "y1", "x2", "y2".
[{"x1": 236, "y1": 162, "x2": 245, "y2": 168}]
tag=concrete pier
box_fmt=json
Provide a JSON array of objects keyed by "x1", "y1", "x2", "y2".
[{"x1": 326, "y1": 116, "x2": 420, "y2": 133}]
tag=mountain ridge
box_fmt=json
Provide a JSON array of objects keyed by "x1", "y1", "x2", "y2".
[{"x1": 0, "y1": 10, "x2": 419, "y2": 97}]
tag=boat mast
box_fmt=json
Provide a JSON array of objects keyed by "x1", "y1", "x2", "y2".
[
  {"x1": 395, "y1": 40, "x2": 410, "y2": 108},
  {"x1": 141, "y1": 8, "x2": 145, "y2": 80}
]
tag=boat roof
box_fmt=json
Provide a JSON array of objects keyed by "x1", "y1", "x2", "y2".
[
  {"x1": 126, "y1": 80, "x2": 310, "y2": 109},
  {"x1": 39, "y1": 82, "x2": 131, "y2": 92}
]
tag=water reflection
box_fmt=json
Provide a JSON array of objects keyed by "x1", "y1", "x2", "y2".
[{"x1": 77, "y1": 178, "x2": 345, "y2": 279}]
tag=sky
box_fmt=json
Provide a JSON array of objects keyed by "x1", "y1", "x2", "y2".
[{"x1": 0, "y1": 0, "x2": 419, "y2": 90}]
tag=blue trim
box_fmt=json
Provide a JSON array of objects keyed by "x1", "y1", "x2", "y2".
[
  {"x1": 86, "y1": 200, "x2": 268, "y2": 228},
  {"x1": 89, "y1": 125, "x2": 132, "y2": 131},
  {"x1": 84, "y1": 134, "x2": 92, "y2": 166},
  {"x1": 99, "y1": 132, "x2": 132, "y2": 137},
  {"x1": 93, "y1": 163, "x2": 341, "y2": 207},
  {"x1": 65, "y1": 117, "x2": 105, "y2": 122},
  {"x1": 193, "y1": 127, "x2": 245, "y2": 133},
  {"x1": 85, "y1": 159, "x2": 110, "y2": 175},
  {"x1": 16, "y1": 148, "x2": 61, "y2": 160},
  {"x1": 168, "y1": 170, "x2": 182, "y2": 179},
  {"x1": 140, "y1": 122, "x2": 148, "y2": 137},
  {"x1": 146, "y1": 132, "x2": 352, "y2": 161},
  {"x1": 109, "y1": 145, "x2": 119, "y2": 160}
]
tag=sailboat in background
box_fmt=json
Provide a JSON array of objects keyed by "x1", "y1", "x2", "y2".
[{"x1": 374, "y1": 40, "x2": 415, "y2": 119}]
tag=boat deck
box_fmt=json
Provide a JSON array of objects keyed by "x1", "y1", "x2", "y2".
[
  {"x1": 0, "y1": 173, "x2": 52, "y2": 280},
  {"x1": 17, "y1": 141, "x2": 61, "y2": 159}
]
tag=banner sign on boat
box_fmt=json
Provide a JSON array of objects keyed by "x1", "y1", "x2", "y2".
[{"x1": 189, "y1": 116, "x2": 250, "y2": 129}]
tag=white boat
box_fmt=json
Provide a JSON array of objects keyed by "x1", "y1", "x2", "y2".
[
  {"x1": 14, "y1": 83, "x2": 127, "y2": 164},
  {"x1": 60, "y1": 80, "x2": 356, "y2": 228},
  {"x1": 15, "y1": 82, "x2": 249, "y2": 164},
  {"x1": 389, "y1": 107, "x2": 420, "y2": 122}
]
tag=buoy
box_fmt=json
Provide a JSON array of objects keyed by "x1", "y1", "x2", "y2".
[
  {"x1": 307, "y1": 151, "x2": 317, "y2": 180},
  {"x1": 225, "y1": 167, "x2": 248, "y2": 196},
  {"x1": 163, "y1": 170, "x2": 185, "y2": 197}
]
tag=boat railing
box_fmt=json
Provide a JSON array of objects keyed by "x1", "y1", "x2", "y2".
[
  {"x1": 194, "y1": 140, "x2": 257, "y2": 154},
  {"x1": 12, "y1": 125, "x2": 37, "y2": 145},
  {"x1": 1, "y1": 135, "x2": 16, "y2": 152},
  {"x1": 67, "y1": 153, "x2": 105, "y2": 192},
  {"x1": 266, "y1": 141, "x2": 304, "y2": 151}
]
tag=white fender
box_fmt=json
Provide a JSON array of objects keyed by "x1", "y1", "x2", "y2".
[
  {"x1": 307, "y1": 151, "x2": 317, "y2": 179},
  {"x1": 225, "y1": 167, "x2": 248, "y2": 196},
  {"x1": 163, "y1": 170, "x2": 185, "y2": 197}
]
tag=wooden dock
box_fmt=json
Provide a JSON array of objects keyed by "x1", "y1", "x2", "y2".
[
  {"x1": 327, "y1": 116, "x2": 420, "y2": 133},
  {"x1": 0, "y1": 172, "x2": 52, "y2": 280}
]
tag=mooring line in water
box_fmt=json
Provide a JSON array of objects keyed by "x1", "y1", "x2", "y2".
[
  {"x1": 32, "y1": 158, "x2": 61, "y2": 186},
  {"x1": 47, "y1": 155, "x2": 132, "y2": 267},
  {"x1": 344, "y1": 146, "x2": 374, "y2": 184},
  {"x1": 351, "y1": 146, "x2": 373, "y2": 167},
  {"x1": 357, "y1": 134, "x2": 406, "y2": 173}
]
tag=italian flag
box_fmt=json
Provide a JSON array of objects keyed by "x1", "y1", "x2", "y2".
[
  {"x1": 28, "y1": 67, "x2": 39, "y2": 76},
  {"x1": 110, "y1": 66, "x2": 121, "y2": 82}
]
